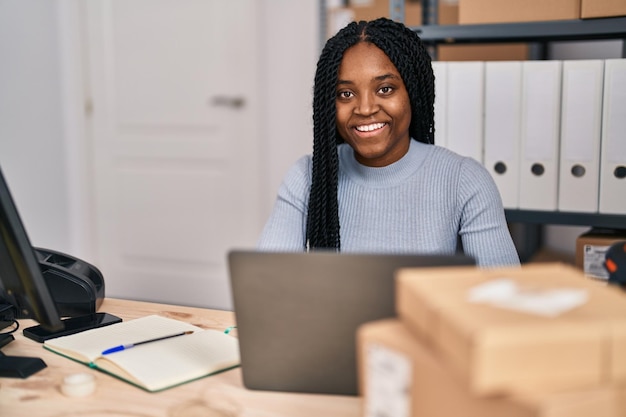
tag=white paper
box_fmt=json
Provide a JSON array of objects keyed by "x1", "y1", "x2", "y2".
[{"x1": 583, "y1": 244, "x2": 611, "y2": 280}]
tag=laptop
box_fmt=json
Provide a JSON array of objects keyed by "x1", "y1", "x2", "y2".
[{"x1": 227, "y1": 250, "x2": 475, "y2": 396}]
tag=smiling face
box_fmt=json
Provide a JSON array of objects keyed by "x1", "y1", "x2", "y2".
[{"x1": 335, "y1": 42, "x2": 412, "y2": 167}]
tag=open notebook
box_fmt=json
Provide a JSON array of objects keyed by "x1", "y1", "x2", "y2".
[{"x1": 43, "y1": 315, "x2": 240, "y2": 392}]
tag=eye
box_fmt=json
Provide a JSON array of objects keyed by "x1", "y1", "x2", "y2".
[
  {"x1": 337, "y1": 90, "x2": 354, "y2": 100},
  {"x1": 378, "y1": 86, "x2": 394, "y2": 95}
]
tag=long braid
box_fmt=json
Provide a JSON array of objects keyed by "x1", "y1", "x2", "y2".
[
  {"x1": 306, "y1": 22, "x2": 363, "y2": 250},
  {"x1": 306, "y1": 18, "x2": 435, "y2": 251}
]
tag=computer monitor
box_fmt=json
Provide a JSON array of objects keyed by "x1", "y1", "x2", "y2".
[
  {"x1": 0, "y1": 166, "x2": 66, "y2": 376},
  {"x1": 0, "y1": 166, "x2": 123, "y2": 378},
  {"x1": 0, "y1": 165, "x2": 122, "y2": 378},
  {"x1": 0, "y1": 169, "x2": 64, "y2": 329}
]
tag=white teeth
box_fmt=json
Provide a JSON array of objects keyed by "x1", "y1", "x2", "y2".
[{"x1": 355, "y1": 122, "x2": 385, "y2": 132}]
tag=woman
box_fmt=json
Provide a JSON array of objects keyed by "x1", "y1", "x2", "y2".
[{"x1": 257, "y1": 18, "x2": 519, "y2": 267}]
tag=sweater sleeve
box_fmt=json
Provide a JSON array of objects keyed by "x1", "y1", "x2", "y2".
[
  {"x1": 456, "y1": 157, "x2": 521, "y2": 267},
  {"x1": 257, "y1": 156, "x2": 311, "y2": 251}
]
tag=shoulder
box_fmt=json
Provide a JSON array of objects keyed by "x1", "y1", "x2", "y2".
[
  {"x1": 427, "y1": 144, "x2": 470, "y2": 164},
  {"x1": 422, "y1": 145, "x2": 499, "y2": 194},
  {"x1": 426, "y1": 145, "x2": 488, "y2": 172},
  {"x1": 278, "y1": 154, "x2": 312, "y2": 196},
  {"x1": 283, "y1": 154, "x2": 312, "y2": 181},
  {"x1": 420, "y1": 144, "x2": 483, "y2": 176}
]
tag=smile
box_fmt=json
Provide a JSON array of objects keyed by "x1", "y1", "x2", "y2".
[{"x1": 355, "y1": 122, "x2": 386, "y2": 132}]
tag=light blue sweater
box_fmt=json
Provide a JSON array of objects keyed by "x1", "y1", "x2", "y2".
[{"x1": 258, "y1": 140, "x2": 520, "y2": 267}]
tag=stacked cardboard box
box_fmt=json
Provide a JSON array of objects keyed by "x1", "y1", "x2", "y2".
[
  {"x1": 458, "y1": 0, "x2": 580, "y2": 24},
  {"x1": 357, "y1": 263, "x2": 626, "y2": 416},
  {"x1": 349, "y1": 0, "x2": 423, "y2": 27},
  {"x1": 438, "y1": 0, "x2": 529, "y2": 61},
  {"x1": 582, "y1": 0, "x2": 626, "y2": 18},
  {"x1": 459, "y1": 0, "x2": 626, "y2": 23}
]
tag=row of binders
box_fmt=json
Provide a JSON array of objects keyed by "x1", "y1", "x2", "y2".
[{"x1": 433, "y1": 58, "x2": 626, "y2": 215}]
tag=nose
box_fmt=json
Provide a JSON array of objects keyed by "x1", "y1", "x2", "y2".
[{"x1": 354, "y1": 92, "x2": 379, "y2": 116}]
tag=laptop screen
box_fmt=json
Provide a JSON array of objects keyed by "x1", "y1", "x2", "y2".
[{"x1": 228, "y1": 250, "x2": 475, "y2": 396}]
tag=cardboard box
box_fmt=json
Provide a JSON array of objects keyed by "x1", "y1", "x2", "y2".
[
  {"x1": 358, "y1": 319, "x2": 624, "y2": 417},
  {"x1": 437, "y1": 43, "x2": 529, "y2": 61},
  {"x1": 436, "y1": 2, "x2": 529, "y2": 61},
  {"x1": 396, "y1": 263, "x2": 626, "y2": 396},
  {"x1": 349, "y1": 0, "x2": 422, "y2": 26},
  {"x1": 438, "y1": 0, "x2": 459, "y2": 24},
  {"x1": 576, "y1": 229, "x2": 626, "y2": 280},
  {"x1": 458, "y1": 0, "x2": 580, "y2": 24},
  {"x1": 582, "y1": 0, "x2": 626, "y2": 18},
  {"x1": 619, "y1": 387, "x2": 626, "y2": 414},
  {"x1": 528, "y1": 247, "x2": 575, "y2": 265}
]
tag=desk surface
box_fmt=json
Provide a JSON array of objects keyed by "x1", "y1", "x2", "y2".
[{"x1": 0, "y1": 298, "x2": 362, "y2": 417}]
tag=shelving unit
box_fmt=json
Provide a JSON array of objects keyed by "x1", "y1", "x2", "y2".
[
  {"x1": 391, "y1": 0, "x2": 626, "y2": 234},
  {"x1": 505, "y1": 210, "x2": 626, "y2": 229},
  {"x1": 412, "y1": 16, "x2": 626, "y2": 50}
]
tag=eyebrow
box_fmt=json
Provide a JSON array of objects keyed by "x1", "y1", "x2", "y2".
[{"x1": 337, "y1": 73, "x2": 401, "y2": 86}]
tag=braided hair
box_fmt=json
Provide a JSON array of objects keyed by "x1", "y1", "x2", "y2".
[{"x1": 305, "y1": 17, "x2": 435, "y2": 251}]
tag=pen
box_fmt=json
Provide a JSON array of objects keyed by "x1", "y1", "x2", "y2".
[{"x1": 101, "y1": 330, "x2": 194, "y2": 355}]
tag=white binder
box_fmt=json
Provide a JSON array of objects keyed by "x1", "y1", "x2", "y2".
[
  {"x1": 558, "y1": 60, "x2": 604, "y2": 213},
  {"x1": 484, "y1": 61, "x2": 523, "y2": 209},
  {"x1": 432, "y1": 61, "x2": 448, "y2": 148},
  {"x1": 446, "y1": 61, "x2": 484, "y2": 163},
  {"x1": 599, "y1": 59, "x2": 626, "y2": 215},
  {"x1": 519, "y1": 61, "x2": 562, "y2": 211}
]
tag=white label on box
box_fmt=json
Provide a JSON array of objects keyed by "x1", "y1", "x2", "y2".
[
  {"x1": 365, "y1": 343, "x2": 412, "y2": 417},
  {"x1": 583, "y1": 244, "x2": 611, "y2": 280},
  {"x1": 467, "y1": 278, "x2": 588, "y2": 317}
]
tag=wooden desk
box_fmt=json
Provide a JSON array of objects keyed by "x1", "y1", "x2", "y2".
[{"x1": 0, "y1": 298, "x2": 362, "y2": 417}]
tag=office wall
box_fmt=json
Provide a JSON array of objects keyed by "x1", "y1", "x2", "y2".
[
  {"x1": 0, "y1": 1, "x2": 74, "y2": 254},
  {"x1": 260, "y1": 0, "x2": 318, "y2": 214},
  {"x1": 0, "y1": 0, "x2": 319, "y2": 267}
]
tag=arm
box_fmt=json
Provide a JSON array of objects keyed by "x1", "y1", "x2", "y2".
[
  {"x1": 457, "y1": 158, "x2": 520, "y2": 267},
  {"x1": 257, "y1": 156, "x2": 311, "y2": 251}
]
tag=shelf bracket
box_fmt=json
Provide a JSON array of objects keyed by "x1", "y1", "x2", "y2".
[{"x1": 389, "y1": 0, "x2": 405, "y2": 23}]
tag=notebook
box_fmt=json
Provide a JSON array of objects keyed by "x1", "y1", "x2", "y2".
[
  {"x1": 227, "y1": 250, "x2": 475, "y2": 396},
  {"x1": 43, "y1": 315, "x2": 240, "y2": 392}
]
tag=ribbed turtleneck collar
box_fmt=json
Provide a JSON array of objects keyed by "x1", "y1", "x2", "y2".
[{"x1": 338, "y1": 139, "x2": 432, "y2": 187}]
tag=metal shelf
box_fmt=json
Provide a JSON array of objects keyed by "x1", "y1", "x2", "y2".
[
  {"x1": 505, "y1": 210, "x2": 626, "y2": 230},
  {"x1": 411, "y1": 16, "x2": 626, "y2": 44}
]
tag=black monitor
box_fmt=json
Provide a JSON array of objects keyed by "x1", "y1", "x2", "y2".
[
  {"x1": 0, "y1": 166, "x2": 63, "y2": 377},
  {"x1": 0, "y1": 172, "x2": 64, "y2": 330},
  {"x1": 0, "y1": 166, "x2": 122, "y2": 378}
]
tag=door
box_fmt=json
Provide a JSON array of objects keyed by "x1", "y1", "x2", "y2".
[{"x1": 85, "y1": 0, "x2": 262, "y2": 310}]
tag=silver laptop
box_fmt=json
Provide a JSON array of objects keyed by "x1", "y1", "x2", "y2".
[{"x1": 227, "y1": 250, "x2": 475, "y2": 396}]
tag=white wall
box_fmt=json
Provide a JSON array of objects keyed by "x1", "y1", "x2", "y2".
[
  {"x1": 0, "y1": 0, "x2": 319, "y2": 267},
  {"x1": 260, "y1": 1, "x2": 318, "y2": 215},
  {"x1": 0, "y1": 1, "x2": 73, "y2": 254}
]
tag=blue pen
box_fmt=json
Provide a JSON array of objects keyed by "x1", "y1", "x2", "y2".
[{"x1": 101, "y1": 330, "x2": 194, "y2": 355}]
